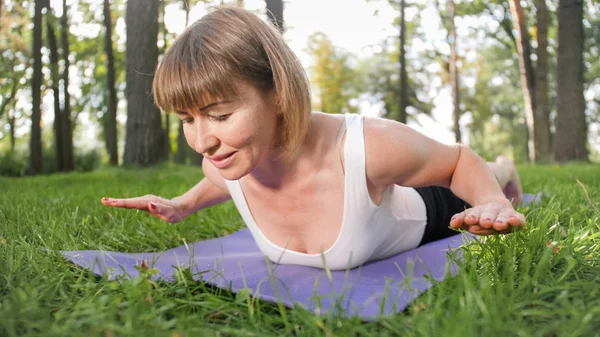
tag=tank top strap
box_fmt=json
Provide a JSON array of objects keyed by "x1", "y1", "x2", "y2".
[{"x1": 343, "y1": 113, "x2": 374, "y2": 207}]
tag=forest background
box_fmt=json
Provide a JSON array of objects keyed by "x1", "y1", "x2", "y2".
[{"x1": 0, "y1": 0, "x2": 598, "y2": 176}]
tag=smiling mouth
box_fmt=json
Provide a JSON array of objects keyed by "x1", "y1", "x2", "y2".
[{"x1": 210, "y1": 152, "x2": 236, "y2": 169}]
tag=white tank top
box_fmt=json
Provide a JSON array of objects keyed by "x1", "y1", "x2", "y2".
[{"x1": 224, "y1": 113, "x2": 427, "y2": 270}]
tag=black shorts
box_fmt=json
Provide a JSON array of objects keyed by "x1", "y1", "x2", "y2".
[{"x1": 414, "y1": 186, "x2": 471, "y2": 246}]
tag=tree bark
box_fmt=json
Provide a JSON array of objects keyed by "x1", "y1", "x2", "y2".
[
  {"x1": 61, "y1": 0, "x2": 74, "y2": 171},
  {"x1": 554, "y1": 0, "x2": 587, "y2": 162},
  {"x1": 29, "y1": 0, "x2": 44, "y2": 175},
  {"x1": 533, "y1": 0, "x2": 552, "y2": 162},
  {"x1": 398, "y1": 0, "x2": 408, "y2": 124},
  {"x1": 175, "y1": 122, "x2": 186, "y2": 164},
  {"x1": 508, "y1": 0, "x2": 537, "y2": 162},
  {"x1": 0, "y1": 79, "x2": 18, "y2": 120},
  {"x1": 46, "y1": 4, "x2": 65, "y2": 171},
  {"x1": 104, "y1": 0, "x2": 119, "y2": 166},
  {"x1": 265, "y1": 0, "x2": 284, "y2": 33},
  {"x1": 448, "y1": 0, "x2": 461, "y2": 143},
  {"x1": 123, "y1": 0, "x2": 163, "y2": 167},
  {"x1": 175, "y1": 0, "x2": 201, "y2": 165},
  {"x1": 158, "y1": 0, "x2": 172, "y2": 161},
  {"x1": 8, "y1": 102, "x2": 16, "y2": 152}
]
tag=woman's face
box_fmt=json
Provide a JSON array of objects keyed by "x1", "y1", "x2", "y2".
[{"x1": 176, "y1": 81, "x2": 281, "y2": 180}]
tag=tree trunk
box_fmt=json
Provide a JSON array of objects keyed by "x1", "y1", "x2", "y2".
[
  {"x1": 123, "y1": 0, "x2": 163, "y2": 167},
  {"x1": 29, "y1": 0, "x2": 44, "y2": 175},
  {"x1": 159, "y1": 0, "x2": 171, "y2": 160},
  {"x1": 398, "y1": 0, "x2": 408, "y2": 124},
  {"x1": 61, "y1": 0, "x2": 74, "y2": 171},
  {"x1": 46, "y1": 5, "x2": 65, "y2": 171},
  {"x1": 104, "y1": 0, "x2": 119, "y2": 166},
  {"x1": 0, "y1": 79, "x2": 18, "y2": 120},
  {"x1": 554, "y1": 0, "x2": 587, "y2": 162},
  {"x1": 448, "y1": 0, "x2": 461, "y2": 143},
  {"x1": 8, "y1": 102, "x2": 16, "y2": 152},
  {"x1": 533, "y1": 0, "x2": 552, "y2": 162},
  {"x1": 175, "y1": 122, "x2": 187, "y2": 164},
  {"x1": 265, "y1": 0, "x2": 284, "y2": 33},
  {"x1": 508, "y1": 0, "x2": 537, "y2": 162}
]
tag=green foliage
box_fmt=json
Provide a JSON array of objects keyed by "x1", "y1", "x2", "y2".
[
  {"x1": 584, "y1": 1, "x2": 600, "y2": 129},
  {"x1": 307, "y1": 32, "x2": 360, "y2": 114},
  {"x1": 0, "y1": 148, "x2": 102, "y2": 176},
  {"x1": 464, "y1": 43, "x2": 529, "y2": 162},
  {"x1": 0, "y1": 1, "x2": 31, "y2": 118},
  {"x1": 0, "y1": 165, "x2": 599, "y2": 336},
  {"x1": 357, "y1": 43, "x2": 434, "y2": 122},
  {"x1": 363, "y1": 0, "x2": 434, "y2": 121},
  {"x1": 0, "y1": 151, "x2": 27, "y2": 176}
]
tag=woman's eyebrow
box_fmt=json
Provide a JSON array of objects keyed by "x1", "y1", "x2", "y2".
[
  {"x1": 174, "y1": 101, "x2": 233, "y2": 115},
  {"x1": 199, "y1": 100, "x2": 232, "y2": 111}
]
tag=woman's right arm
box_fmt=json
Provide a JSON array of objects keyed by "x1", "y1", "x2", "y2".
[{"x1": 101, "y1": 159, "x2": 231, "y2": 223}]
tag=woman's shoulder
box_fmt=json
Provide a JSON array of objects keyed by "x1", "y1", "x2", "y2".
[{"x1": 310, "y1": 111, "x2": 345, "y2": 127}]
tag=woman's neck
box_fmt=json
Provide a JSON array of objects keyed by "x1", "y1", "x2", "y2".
[{"x1": 247, "y1": 115, "x2": 321, "y2": 190}]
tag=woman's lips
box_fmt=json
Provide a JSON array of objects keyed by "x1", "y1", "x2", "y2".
[{"x1": 209, "y1": 152, "x2": 236, "y2": 169}]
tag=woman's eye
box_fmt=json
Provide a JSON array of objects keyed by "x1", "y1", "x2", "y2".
[
  {"x1": 182, "y1": 117, "x2": 194, "y2": 124},
  {"x1": 209, "y1": 114, "x2": 229, "y2": 122}
]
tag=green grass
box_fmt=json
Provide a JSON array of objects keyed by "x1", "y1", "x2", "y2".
[{"x1": 1, "y1": 163, "x2": 599, "y2": 337}]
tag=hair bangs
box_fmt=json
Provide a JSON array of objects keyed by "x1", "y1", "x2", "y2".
[{"x1": 153, "y1": 32, "x2": 241, "y2": 113}]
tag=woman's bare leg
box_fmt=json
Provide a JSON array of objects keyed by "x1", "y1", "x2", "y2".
[{"x1": 487, "y1": 156, "x2": 523, "y2": 205}]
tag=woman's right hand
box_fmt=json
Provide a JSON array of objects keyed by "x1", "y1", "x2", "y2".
[{"x1": 101, "y1": 195, "x2": 188, "y2": 223}]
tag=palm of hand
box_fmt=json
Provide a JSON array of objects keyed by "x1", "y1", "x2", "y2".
[
  {"x1": 101, "y1": 195, "x2": 185, "y2": 224},
  {"x1": 449, "y1": 202, "x2": 526, "y2": 235}
]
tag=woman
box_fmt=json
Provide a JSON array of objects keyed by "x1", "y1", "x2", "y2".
[{"x1": 102, "y1": 6, "x2": 525, "y2": 270}]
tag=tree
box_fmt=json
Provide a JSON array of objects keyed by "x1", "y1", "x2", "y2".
[
  {"x1": 265, "y1": 0, "x2": 283, "y2": 32},
  {"x1": 508, "y1": 0, "x2": 551, "y2": 162},
  {"x1": 448, "y1": 0, "x2": 460, "y2": 143},
  {"x1": 361, "y1": 0, "x2": 432, "y2": 123},
  {"x1": 554, "y1": 0, "x2": 587, "y2": 162},
  {"x1": 174, "y1": 0, "x2": 195, "y2": 165},
  {"x1": 0, "y1": 1, "x2": 29, "y2": 153},
  {"x1": 104, "y1": 0, "x2": 118, "y2": 166},
  {"x1": 464, "y1": 45, "x2": 529, "y2": 163},
  {"x1": 398, "y1": 0, "x2": 408, "y2": 124},
  {"x1": 307, "y1": 32, "x2": 359, "y2": 115},
  {"x1": 29, "y1": 0, "x2": 44, "y2": 175},
  {"x1": 61, "y1": 0, "x2": 74, "y2": 171},
  {"x1": 435, "y1": 0, "x2": 462, "y2": 142},
  {"x1": 45, "y1": 0, "x2": 66, "y2": 171},
  {"x1": 123, "y1": 0, "x2": 164, "y2": 166},
  {"x1": 533, "y1": 0, "x2": 551, "y2": 161}
]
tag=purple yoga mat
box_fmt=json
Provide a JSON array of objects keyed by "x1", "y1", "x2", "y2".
[
  {"x1": 62, "y1": 230, "x2": 471, "y2": 318},
  {"x1": 60, "y1": 193, "x2": 540, "y2": 319}
]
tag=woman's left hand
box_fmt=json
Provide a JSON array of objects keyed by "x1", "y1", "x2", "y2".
[{"x1": 449, "y1": 202, "x2": 526, "y2": 235}]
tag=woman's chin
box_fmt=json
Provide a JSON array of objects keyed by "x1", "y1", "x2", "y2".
[{"x1": 217, "y1": 166, "x2": 251, "y2": 181}]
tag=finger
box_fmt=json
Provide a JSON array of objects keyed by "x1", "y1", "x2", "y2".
[
  {"x1": 102, "y1": 196, "x2": 151, "y2": 210},
  {"x1": 450, "y1": 211, "x2": 466, "y2": 229},
  {"x1": 479, "y1": 206, "x2": 501, "y2": 229},
  {"x1": 464, "y1": 208, "x2": 482, "y2": 226},
  {"x1": 469, "y1": 226, "x2": 498, "y2": 236},
  {"x1": 148, "y1": 201, "x2": 172, "y2": 217},
  {"x1": 492, "y1": 209, "x2": 515, "y2": 231},
  {"x1": 507, "y1": 212, "x2": 527, "y2": 229},
  {"x1": 148, "y1": 201, "x2": 161, "y2": 214}
]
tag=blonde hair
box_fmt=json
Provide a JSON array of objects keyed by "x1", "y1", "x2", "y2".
[{"x1": 153, "y1": 6, "x2": 312, "y2": 160}]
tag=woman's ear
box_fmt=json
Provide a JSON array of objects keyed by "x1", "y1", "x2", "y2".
[{"x1": 266, "y1": 88, "x2": 282, "y2": 115}]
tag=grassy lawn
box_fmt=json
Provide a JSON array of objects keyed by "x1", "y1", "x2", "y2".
[{"x1": 1, "y1": 163, "x2": 599, "y2": 337}]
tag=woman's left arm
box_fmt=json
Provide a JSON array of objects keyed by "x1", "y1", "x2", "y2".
[{"x1": 363, "y1": 117, "x2": 525, "y2": 235}]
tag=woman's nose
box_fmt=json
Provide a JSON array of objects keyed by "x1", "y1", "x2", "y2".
[{"x1": 194, "y1": 122, "x2": 219, "y2": 154}]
